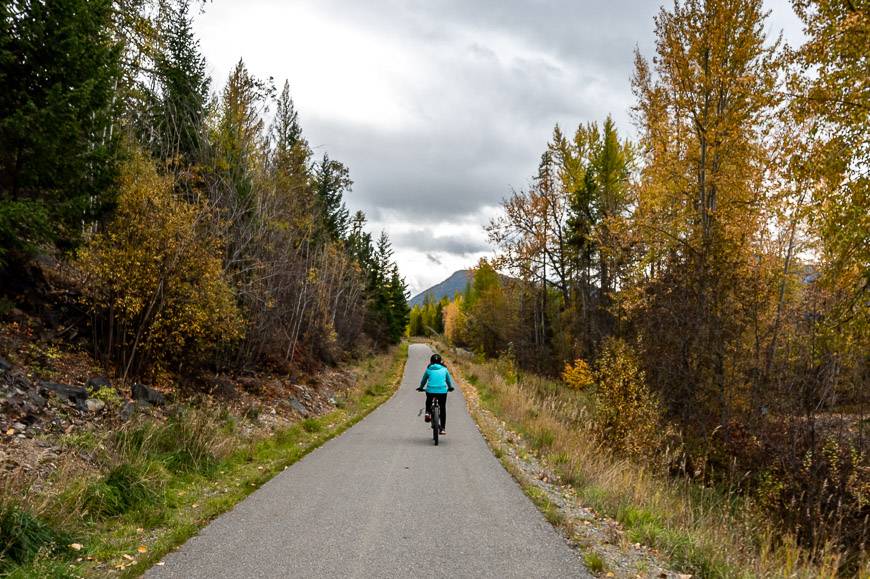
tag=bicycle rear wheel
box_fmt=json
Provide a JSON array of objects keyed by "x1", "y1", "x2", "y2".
[{"x1": 432, "y1": 405, "x2": 440, "y2": 446}]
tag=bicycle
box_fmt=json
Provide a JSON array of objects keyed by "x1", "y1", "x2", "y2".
[
  {"x1": 430, "y1": 396, "x2": 441, "y2": 446},
  {"x1": 418, "y1": 390, "x2": 442, "y2": 445}
]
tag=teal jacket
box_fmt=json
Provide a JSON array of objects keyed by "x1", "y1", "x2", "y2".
[{"x1": 419, "y1": 363, "x2": 453, "y2": 394}]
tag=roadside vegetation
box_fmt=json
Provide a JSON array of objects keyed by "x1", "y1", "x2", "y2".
[
  {"x1": 0, "y1": 343, "x2": 406, "y2": 577},
  {"x1": 411, "y1": 0, "x2": 867, "y2": 575},
  {"x1": 1, "y1": 2, "x2": 411, "y2": 574},
  {"x1": 445, "y1": 346, "x2": 865, "y2": 578}
]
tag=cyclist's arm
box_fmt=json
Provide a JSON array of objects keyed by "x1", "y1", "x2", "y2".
[
  {"x1": 446, "y1": 371, "x2": 455, "y2": 390},
  {"x1": 419, "y1": 369, "x2": 429, "y2": 390}
]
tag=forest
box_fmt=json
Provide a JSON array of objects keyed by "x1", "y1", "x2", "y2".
[
  {"x1": 0, "y1": 0, "x2": 410, "y2": 379},
  {"x1": 411, "y1": 0, "x2": 868, "y2": 572}
]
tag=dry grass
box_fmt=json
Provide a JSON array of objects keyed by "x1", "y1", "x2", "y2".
[
  {"x1": 0, "y1": 343, "x2": 408, "y2": 577},
  {"x1": 443, "y1": 345, "x2": 868, "y2": 579}
]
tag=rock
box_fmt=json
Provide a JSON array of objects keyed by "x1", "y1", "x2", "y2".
[
  {"x1": 85, "y1": 399, "x2": 105, "y2": 413},
  {"x1": 208, "y1": 376, "x2": 238, "y2": 399},
  {"x1": 288, "y1": 398, "x2": 308, "y2": 417},
  {"x1": 0, "y1": 357, "x2": 11, "y2": 372},
  {"x1": 120, "y1": 401, "x2": 138, "y2": 420},
  {"x1": 86, "y1": 376, "x2": 111, "y2": 390},
  {"x1": 328, "y1": 397, "x2": 337, "y2": 406},
  {"x1": 12, "y1": 422, "x2": 26, "y2": 431},
  {"x1": 39, "y1": 382, "x2": 88, "y2": 410},
  {"x1": 131, "y1": 383, "x2": 165, "y2": 406},
  {"x1": 237, "y1": 376, "x2": 261, "y2": 394},
  {"x1": 27, "y1": 389, "x2": 46, "y2": 409}
]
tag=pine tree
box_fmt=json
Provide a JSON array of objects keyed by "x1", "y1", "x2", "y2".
[
  {"x1": 0, "y1": 0, "x2": 120, "y2": 269},
  {"x1": 151, "y1": 0, "x2": 210, "y2": 167},
  {"x1": 386, "y1": 264, "x2": 410, "y2": 343},
  {"x1": 214, "y1": 59, "x2": 271, "y2": 207},
  {"x1": 313, "y1": 153, "x2": 351, "y2": 242},
  {"x1": 269, "y1": 80, "x2": 314, "y2": 227}
]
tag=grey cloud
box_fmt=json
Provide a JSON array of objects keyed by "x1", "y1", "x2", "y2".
[
  {"x1": 391, "y1": 229, "x2": 490, "y2": 256},
  {"x1": 201, "y1": 0, "x2": 800, "y2": 287}
]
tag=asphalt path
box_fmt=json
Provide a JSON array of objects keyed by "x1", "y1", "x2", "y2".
[{"x1": 146, "y1": 343, "x2": 588, "y2": 578}]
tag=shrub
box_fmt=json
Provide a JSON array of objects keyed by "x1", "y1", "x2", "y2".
[
  {"x1": 593, "y1": 337, "x2": 663, "y2": 458},
  {"x1": 562, "y1": 358, "x2": 594, "y2": 390},
  {"x1": 77, "y1": 151, "x2": 243, "y2": 377}
]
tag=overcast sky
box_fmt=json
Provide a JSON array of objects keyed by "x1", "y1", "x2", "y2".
[{"x1": 194, "y1": 0, "x2": 804, "y2": 296}]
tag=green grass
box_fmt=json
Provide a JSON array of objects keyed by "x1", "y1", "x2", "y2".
[
  {"x1": 583, "y1": 551, "x2": 606, "y2": 573},
  {"x1": 0, "y1": 501, "x2": 72, "y2": 571},
  {"x1": 1, "y1": 343, "x2": 408, "y2": 577}
]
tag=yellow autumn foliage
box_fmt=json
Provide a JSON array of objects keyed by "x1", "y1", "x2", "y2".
[
  {"x1": 593, "y1": 337, "x2": 662, "y2": 458},
  {"x1": 443, "y1": 296, "x2": 468, "y2": 345},
  {"x1": 562, "y1": 358, "x2": 594, "y2": 390},
  {"x1": 77, "y1": 151, "x2": 242, "y2": 374}
]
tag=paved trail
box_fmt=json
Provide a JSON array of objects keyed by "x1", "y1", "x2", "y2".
[{"x1": 147, "y1": 344, "x2": 587, "y2": 578}]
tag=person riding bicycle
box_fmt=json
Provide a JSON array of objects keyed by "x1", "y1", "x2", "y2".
[{"x1": 416, "y1": 353, "x2": 454, "y2": 435}]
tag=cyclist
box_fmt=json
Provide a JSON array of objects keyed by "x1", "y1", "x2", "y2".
[{"x1": 416, "y1": 353, "x2": 454, "y2": 435}]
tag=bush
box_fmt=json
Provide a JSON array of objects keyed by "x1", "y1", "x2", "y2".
[
  {"x1": 562, "y1": 358, "x2": 594, "y2": 390},
  {"x1": 77, "y1": 151, "x2": 242, "y2": 377},
  {"x1": 593, "y1": 337, "x2": 663, "y2": 458}
]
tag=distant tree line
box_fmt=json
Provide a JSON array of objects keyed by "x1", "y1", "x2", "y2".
[
  {"x1": 0, "y1": 0, "x2": 409, "y2": 380},
  {"x1": 444, "y1": 0, "x2": 868, "y2": 569}
]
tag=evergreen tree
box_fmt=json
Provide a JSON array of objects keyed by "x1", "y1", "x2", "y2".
[
  {"x1": 386, "y1": 264, "x2": 410, "y2": 342},
  {"x1": 214, "y1": 59, "x2": 271, "y2": 207},
  {"x1": 0, "y1": 0, "x2": 120, "y2": 269},
  {"x1": 269, "y1": 80, "x2": 314, "y2": 226},
  {"x1": 151, "y1": 0, "x2": 210, "y2": 167},
  {"x1": 313, "y1": 153, "x2": 351, "y2": 241},
  {"x1": 346, "y1": 210, "x2": 373, "y2": 266}
]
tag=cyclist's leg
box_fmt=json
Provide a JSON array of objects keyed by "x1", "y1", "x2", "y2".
[
  {"x1": 437, "y1": 393, "x2": 447, "y2": 428},
  {"x1": 425, "y1": 393, "x2": 433, "y2": 416}
]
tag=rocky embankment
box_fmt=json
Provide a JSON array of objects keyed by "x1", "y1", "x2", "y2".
[{"x1": 0, "y1": 313, "x2": 354, "y2": 489}]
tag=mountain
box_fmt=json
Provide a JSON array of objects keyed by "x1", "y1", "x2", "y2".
[{"x1": 409, "y1": 270, "x2": 472, "y2": 308}]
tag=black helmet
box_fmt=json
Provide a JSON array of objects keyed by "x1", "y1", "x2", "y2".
[{"x1": 430, "y1": 354, "x2": 442, "y2": 365}]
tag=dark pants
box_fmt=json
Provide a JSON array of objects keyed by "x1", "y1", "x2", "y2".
[{"x1": 425, "y1": 393, "x2": 448, "y2": 428}]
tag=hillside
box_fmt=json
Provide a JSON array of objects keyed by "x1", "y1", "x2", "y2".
[{"x1": 409, "y1": 270, "x2": 472, "y2": 307}]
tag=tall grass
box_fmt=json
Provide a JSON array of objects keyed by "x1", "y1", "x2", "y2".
[
  {"x1": 446, "y1": 347, "x2": 867, "y2": 578},
  {"x1": 0, "y1": 343, "x2": 408, "y2": 577}
]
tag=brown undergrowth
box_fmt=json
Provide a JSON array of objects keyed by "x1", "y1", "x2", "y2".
[{"x1": 439, "y1": 343, "x2": 867, "y2": 578}]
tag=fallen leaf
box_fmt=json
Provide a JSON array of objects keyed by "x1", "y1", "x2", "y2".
[
  {"x1": 136, "y1": 527, "x2": 144, "y2": 533},
  {"x1": 192, "y1": 503, "x2": 199, "y2": 508},
  {"x1": 156, "y1": 561, "x2": 165, "y2": 566},
  {"x1": 123, "y1": 554, "x2": 135, "y2": 561},
  {"x1": 5, "y1": 428, "x2": 13, "y2": 436},
  {"x1": 137, "y1": 545, "x2": 147, "y2": 553},
  {"x1": 69, "y1": 543, "x2": 83, "y2": 551},
  {"x1": 606, "y1": 573, "x2": 615, "y2": 578}
]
